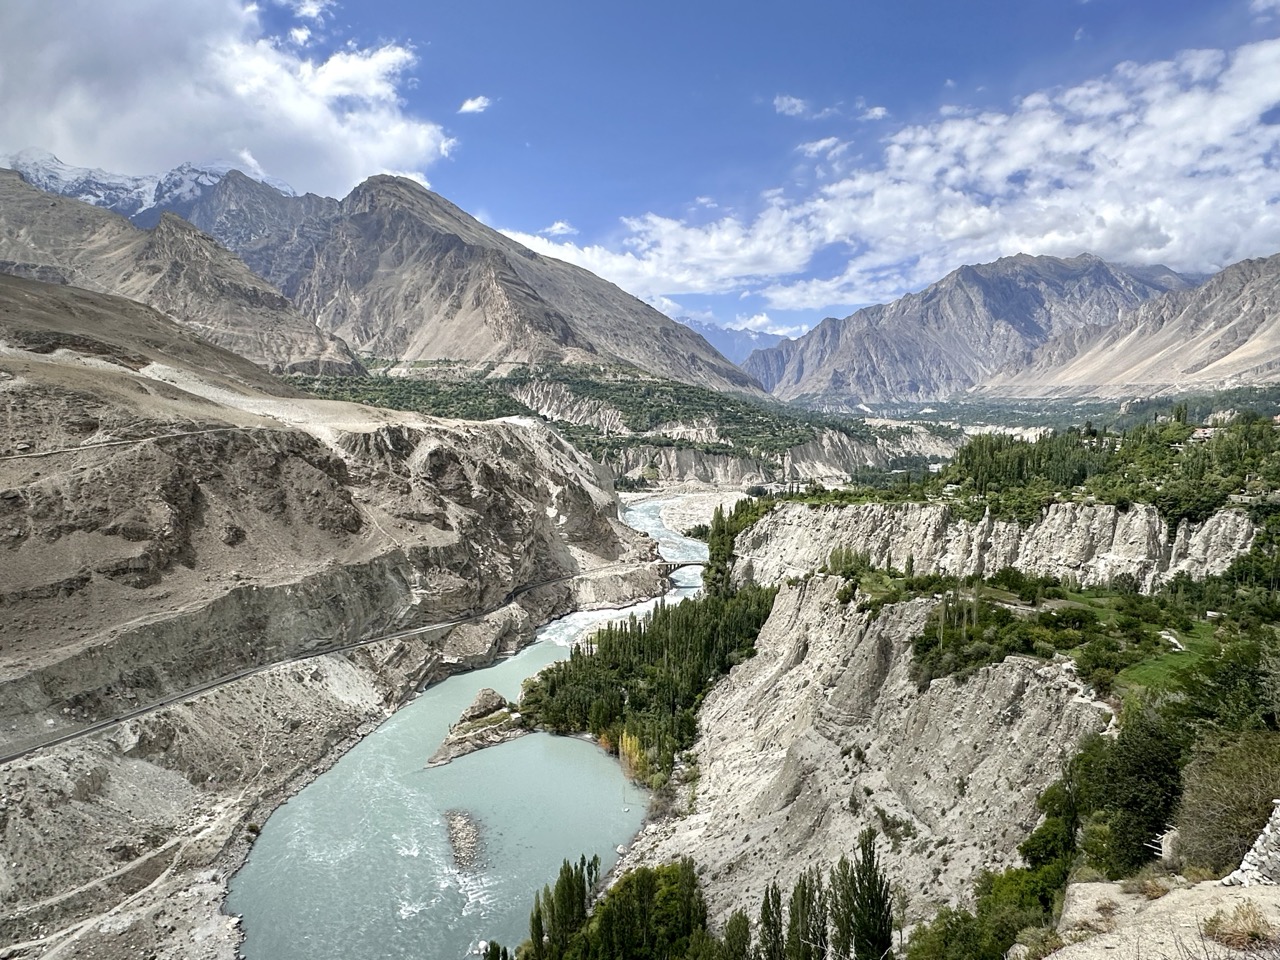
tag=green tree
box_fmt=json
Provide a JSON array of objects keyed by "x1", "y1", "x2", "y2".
[
  {"x1": 723, "y1": 909, "x2": 753, "y2": 960},
  {"x1": 758, "y1": 882, "x2": 785, "y2": 960},
  {"x1": 849, "y1": 829, "x2": 894, "y2": 960}
]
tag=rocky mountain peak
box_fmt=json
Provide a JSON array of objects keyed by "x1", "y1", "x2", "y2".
[{"x1": 744, "y1": 252, "x2": 1193, "y2": 406}]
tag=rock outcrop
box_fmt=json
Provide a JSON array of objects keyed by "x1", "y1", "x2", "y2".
[
  {"x1": 1225, "y1": 803, "x2": 1280, "y2": 887},
  {"x1": 617, "y1": 577, "x2": 1111, "y2": 923},
  {"x1": 736, "y1": 500, "x2": 1255, "y2": 591},
  {"x1": 426, "y1": 688, "x2": 527, "y2": 767}
]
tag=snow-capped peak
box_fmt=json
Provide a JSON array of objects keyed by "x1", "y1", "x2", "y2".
[{"x1": 0, "y1": 148, "x2": 297, "y2": 223}]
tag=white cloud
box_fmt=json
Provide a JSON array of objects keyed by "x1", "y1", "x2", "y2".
[
  {"x1": 1252, "y1": 0, "x2": 1280, "y2": 13},
  {"x1": 539, "y1": 219, "x2": 577, "y2": 237},
  {"x1": 773, "y1": 94, "x2": 809, "y2": 117},
  {"x1": 458, "y1": 95, "x2": 492, "y2": 114},
  {"x1": 0, "y1": 0, "x2": 453, "y2": 198},
  {"x1": 734, "y1": 312, "x2": 808, "y2": 337},
  {"x1": 503, "y1": 37, "x2": 1280, "y2": 316},
  {"x1": 797, "y1": 136, "x2": 843, "y2": 158},
  {"x1": 859, "y1": 106, "x2": 889, "y2": 121},
  {"x1": 279, "y1": 0, "x2": 334, "y2": 19}
]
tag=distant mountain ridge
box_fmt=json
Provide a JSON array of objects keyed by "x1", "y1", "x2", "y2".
[
  {"x1": 7, "y1": 151, "x2": 758, "y2": 394},
  {"x1": 0, "y1": 170, "x2": 361, "y2": 375},
  {"x1": 0, "y1": 148, "x2": 296, "y2": 228},
  {"x1": 675, "y1": 317, "x2": 785, "y2": 365},
  {"x1": 743, "y1": 253, "x2": 1194, "y2": 408},
  {"x1": 177, "y1": 171, "x2": 761, "y2": 393},
  {"x1": 984, "y1": 252, "x2": 1280, "y2": 397}
]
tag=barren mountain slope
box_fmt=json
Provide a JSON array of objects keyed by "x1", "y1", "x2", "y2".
[
  {"x1": 0, "y1": 276, "x2": 664, "y2": 959},
  {"x1": 183, "y1": 172, "x2": 760, "y2": 392},
  {"x1": 985, "y1": 252, "x2": 1280, "y2": 397},
  {"x1": 744, "y1": 253, "x2": 1190, "y2": 407},
  {"x1": 0, "y1": 170, "x2": 361, "y2": 375}
]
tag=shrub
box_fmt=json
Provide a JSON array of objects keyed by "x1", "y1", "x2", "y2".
[
  {"x1": 1204, "y1": 900, "x2": 1278, "y2": 950},
  {"x1": 1177, "y1": 731, "x2": 1280, "y2": 875}
]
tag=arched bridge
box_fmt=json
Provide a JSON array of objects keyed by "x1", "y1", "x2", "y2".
[{"x1": 654, "y1": 560, "x2": 707, "y2": 576}]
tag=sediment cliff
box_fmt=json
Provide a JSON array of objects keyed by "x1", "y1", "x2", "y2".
[
  {"x1": 618, "y1": 575, "x2": 1111, "y2": 923},
  {"x1": 736, "y1": 500, "x2": 1255, "y2": 590}
]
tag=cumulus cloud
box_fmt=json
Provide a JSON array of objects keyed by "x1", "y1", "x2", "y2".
[
  {"x1": 773, "y1": 94, "x2": 810, "y2": 117},
  {"x1": 279, "y1": 0, "x2": 335, "y2": 19},
  {"x1": 539, "y1": 219, "x2": 577, "y2": 236},
  {"x1": 859, "y1": 106, "x2": 888, "y2": 120},
  {"x1": 506, "y1": 37, "x2": 1280, "y2": 314},
  {"x1": 1252, "y1": 0, "x2": 1280, "y2": 14},
  {"x1": 0, "y1": 0, "x2": 453, "y2": 198},
  {"x1": 458, "y1": 95, "x2": 492, "y2": 114}
]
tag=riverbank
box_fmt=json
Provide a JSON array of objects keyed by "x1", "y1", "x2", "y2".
[
  {"x1": 0, "y1": 554, "x2": 666, "y2": 960},
  {"x1": 222, "y1": 495, "x2": 717, "y2": 960}
]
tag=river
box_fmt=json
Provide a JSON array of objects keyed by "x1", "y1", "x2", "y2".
[{"x1": 227, "y1": 498, "x2": 705, "y2": 959}]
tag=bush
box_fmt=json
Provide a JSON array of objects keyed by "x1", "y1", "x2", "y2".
[{"x1": 1177, "y1": 732, "x2": 1280, "y2": 874}]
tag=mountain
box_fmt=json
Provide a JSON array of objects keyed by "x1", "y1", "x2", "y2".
[
  {"x1": 985, "y1": 252, "x2": 1280, "y2": 397},
  {"x1": 674, "y1": 317, "x2": 785, "y2": 364},
  {"x1": 0, "y1": 147, "x2": 296, "y2": 227},
  {"x1": 0, "y1": 170, "x2": 362, "y2": 374},
  {"x1": 743, "y1": 253, "x2": 1193, "y2": 408},
  {"x1": 6, "y1": 152, "x2": 759, "y2": 393},
  {"x1": 178, "y1": 172, "x2": 759, "y2": 392}
]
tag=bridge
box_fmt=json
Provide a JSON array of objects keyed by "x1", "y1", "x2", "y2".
[{"x1": 654, "y1": 560, "x2": 707, "y2": 576}]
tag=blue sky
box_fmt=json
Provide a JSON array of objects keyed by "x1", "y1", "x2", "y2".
[{"x1": 2, "y1": 1, "x2": 1279, "y2": 337}]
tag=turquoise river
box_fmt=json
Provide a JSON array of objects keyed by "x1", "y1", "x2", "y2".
[{"x1": 227, "y1": 498, "x2": 706, "y2": 959}]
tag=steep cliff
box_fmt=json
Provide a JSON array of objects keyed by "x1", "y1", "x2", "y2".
[
  {"x1": 618, "y1": 577, "x2": 1110, "y2": 923},
  {"x1": 736, "y1": 500, "x2": 1255, "y2": 590}
]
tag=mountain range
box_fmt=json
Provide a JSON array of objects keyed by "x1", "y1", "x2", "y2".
[
  {"x1": 674, "y1": 317, "x2": 784, "y2": 365},
  {"x1": 985, "y1": 251, "x2": 1280, "y2": 397},
  {"x1": 4, "y1": 149, "x2": 1280, "y2": 408},
  {"x1": 743, "y1": 253, "x2": 1195, "y2": 408},
  {"x1": 0, "y1": 151, "x2": 758, "y2": 394},
  {"x1": 0, "y1": 169, "x2": 361, "y2": 375}
]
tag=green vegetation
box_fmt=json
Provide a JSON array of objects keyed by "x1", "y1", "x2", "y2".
[
  {"x1": 501, "y1": 829, "x2": 896, "y2": 960},
  {"x1": 285, "y1": 364, "x2": 932, "y2": 475},
  {"x1": 287, "y1": 372, "x2": 536, "y2": 421},
  {"x1": 518, "y1": 583, "x2": 777, "y2": 786}
]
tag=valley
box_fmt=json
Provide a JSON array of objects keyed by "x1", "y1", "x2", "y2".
[{"x1": 2, "y1": 140, "x2": 1280, "y2": 960}]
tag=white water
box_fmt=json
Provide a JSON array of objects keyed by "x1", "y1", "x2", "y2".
[{"x1": 228, "y1": 498, "x2": 705, "y2": 959}]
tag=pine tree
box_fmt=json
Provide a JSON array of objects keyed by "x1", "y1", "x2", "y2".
[
  {"x1": 758, "y1": 881, "x2": 785, "y2": 960},
  {"x1": 848, "y1": 829, "x2": 893, "y2": 960}
]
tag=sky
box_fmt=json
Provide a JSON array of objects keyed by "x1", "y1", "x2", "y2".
[{"x1": 1, "y1": 1, "x2": 1279, "y2": 338}]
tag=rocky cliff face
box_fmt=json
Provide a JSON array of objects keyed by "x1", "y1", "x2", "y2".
[
  {"x1": 618, "y1": 577, "x2": 1110, "y2": 923},
  {"x1": 0, "y1": 279, "x2": 665, "y2": 957},
  {"x1": 736, "y1": 500, "x2": 1255, "y2": 590},
  {"x1": 986, "y1": 252, "x2": 1280, "y2": 398},
  {"x1": 0, "y1": 171, "x2": 361, "y2": 375},
  {"x1": 744, "y1": 253, "x2": 1190, "y2": 406}
]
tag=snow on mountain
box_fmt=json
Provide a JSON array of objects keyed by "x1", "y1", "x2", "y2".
[
  {"x1": 0, "y1": 148, "x2": 296, "y2": 227},
  {"x1": 675, "y1": 316, "x2": 785, "y2": 365}
]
